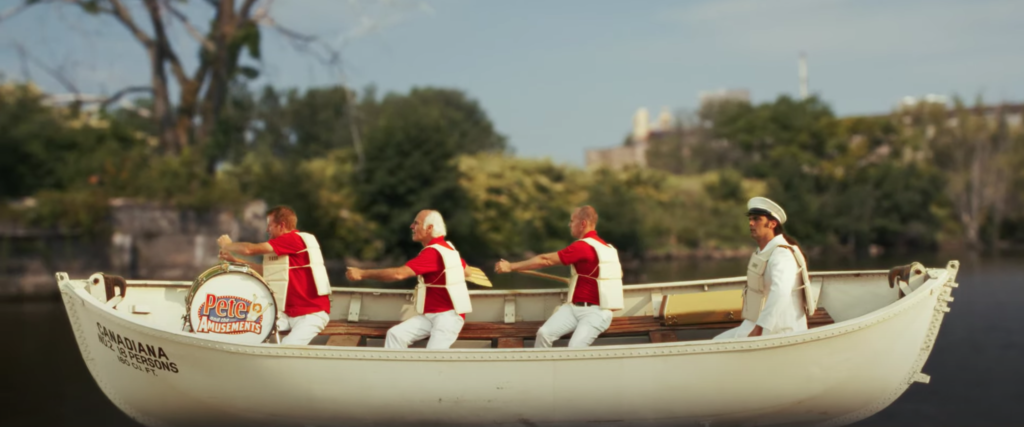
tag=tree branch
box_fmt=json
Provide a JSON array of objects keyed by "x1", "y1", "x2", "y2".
[
  {"x1": 107, "y1": 0, "x2": 156, "y2": 48},
  {"x1": 248, "y1": 0, "x2": 272, "y2": 21},
  {"x1": 251, "y1": 2, "x2": 368, "y2": 169},
  {"x1": 13, "y1": 40, "x2": 79, "y2": 96},
  {"x1": 160, "y1": 0, "x2": 216, "y2": 53},
  {"x1": 100, "y1": 86, "x2": 154, "y2": 110},
  {"x1": 141, "y1": 0, "x2": 190, "y2": 87},
  {"x1": 14, "y1": 42, "x2": 32, "y2": 81},
  {"x1": 257, "y1": 16, "x2": 338, "y2": 69},
  {"x1": 239, "y1": 0, "x2": 259, "y2": 18}
]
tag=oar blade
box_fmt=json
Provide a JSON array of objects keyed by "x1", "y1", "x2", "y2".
[{"x1": 465, "y1": 266, "x2": 493, "y2": 287}]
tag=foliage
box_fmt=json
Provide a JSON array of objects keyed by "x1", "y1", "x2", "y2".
[
  {"x1": 224, "y1": 148, "x2": 381, "y2": 259},
  {"x1": 354, "y1": 88, "x2": 508, "y2": 258},
  {"x1": 4, "y1": 75, "x2": 1024, "y2": 260},
  {"x1": 457, "y1": 154, "x2": 587, "y2": 259}
]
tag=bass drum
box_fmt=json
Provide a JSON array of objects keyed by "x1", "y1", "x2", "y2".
[{"x1": 184, "y1": 263, "x2": 277, "y2": 344}]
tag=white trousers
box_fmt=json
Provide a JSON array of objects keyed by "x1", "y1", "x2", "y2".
[
  {"x1": 535, "y1": 304, "x2": 613, "y2": 348},
  {"x1": 277, "y1": 311, "x2": 329, "y2": 345},
  {"x1": 713, "y1": 319, "x2": 757, "y2": 341},
  {"x1": 385, "y1": 310, "x2": 465, "y2": 349}
]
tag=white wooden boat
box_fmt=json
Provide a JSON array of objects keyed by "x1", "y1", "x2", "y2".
[{"x1": 54, "y1": 260, "x2": 959, "y2": 427}]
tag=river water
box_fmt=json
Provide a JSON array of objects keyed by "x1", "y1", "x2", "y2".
[{"x1": 2, "y1": 251, "x2": 1021, "y2": 426}]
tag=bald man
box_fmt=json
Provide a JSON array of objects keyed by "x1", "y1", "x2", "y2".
[{"x1": 495, "y1": 206, "x2": 624, "y2": 348}]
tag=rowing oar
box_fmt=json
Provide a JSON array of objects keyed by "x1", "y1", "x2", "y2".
[
  {"x1": 464, "y1": 266, "x2": 493, "y2": 288},
  {"x1": 516, "y1": 270, "x2": 570, "y2": 284}
]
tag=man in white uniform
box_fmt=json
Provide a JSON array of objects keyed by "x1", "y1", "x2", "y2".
[
  {"x1": 346, "y1": 210, "x2": 471, "y2": 349},
  {"x1": 714, "y1": 197, "x2": 810, "y2": 340}
]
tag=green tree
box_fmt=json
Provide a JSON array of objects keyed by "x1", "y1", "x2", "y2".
[
  {"x1": 457, "y1": 154, "x2": 587, "y2": 259},
  {"x1": 354, "y1": 88, "x2": 507, "y2": 258},
  {"x1": 225, "y1": 148, "x2": 379, "y2": 259}
]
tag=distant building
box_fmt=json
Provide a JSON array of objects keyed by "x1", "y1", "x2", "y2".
[
  {"x1": 889, "y1": 95, "x2": 1023, "y2": 131},
  {"x1": 585, "y1": 106, "x2": 678, "y2": 170},
  {"x1": 585, "y1": 140, "x2": 648, "y2": 170},
  {"x1": 585, "y1": 90, "x2": 749, "y2": 170},
  {"x1": 898, "y1": 94, "x2": 949, "y2": 109}
]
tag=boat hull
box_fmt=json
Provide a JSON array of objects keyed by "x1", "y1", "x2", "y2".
[{"x1": 57, "y1": 263, "x2": 958, "y2": 427}]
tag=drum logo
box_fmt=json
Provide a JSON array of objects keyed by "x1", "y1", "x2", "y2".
[{"x1": 195, "y1": 294, "x2": 265, "y2": 334}]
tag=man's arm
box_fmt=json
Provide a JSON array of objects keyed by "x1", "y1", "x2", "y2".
[
  {"x1": 346, "y1": 266, "x2": 417, "y2": 283},
  {"x1": 750, "y1": 251, "x2": 800, "y2": 337},
  {"x1": 494, "y1": 252, "x2": 563, "y2": 274},
  {"x1": 218, "y1": 235, "x2": 275, "y2": 256},
  {"x1": 219, "y1": 250, "x2": 264, "y2": 275}
]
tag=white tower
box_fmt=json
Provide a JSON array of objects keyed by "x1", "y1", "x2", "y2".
[
  {"x1": 632, "y1": 108, "x2": 650, "y2": 142},
  {"x1": 657, "y1": 106, "x2": 674, "y2": 131},
  {"x1": 799, "y1": 52, "x2": 809, "y2": 100}
]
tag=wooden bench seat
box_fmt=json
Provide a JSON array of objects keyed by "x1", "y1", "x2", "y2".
[{"x1": 316, "y1": 309, "x2": 833, "y2": 347}]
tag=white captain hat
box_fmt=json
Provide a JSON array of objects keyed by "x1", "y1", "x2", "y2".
[{"x1": 747, "y1": 197, "x2": 787, "y2": 225}]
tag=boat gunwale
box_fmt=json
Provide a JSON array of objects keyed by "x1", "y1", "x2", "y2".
[
  {"x1": 56, "y1": 266, "x2": 953, "y2": 361},
  {"x1": 115, "y1": 269, "x2": 894, "y2": 294}
]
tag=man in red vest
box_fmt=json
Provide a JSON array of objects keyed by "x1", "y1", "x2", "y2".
[
  {"x1": 346, "y1": 210, "x2": 472, "y2": 349},
  {"x1": 217, "y1": 206, "x2": 331, "y2": 345},
  {"x1": 494, "y1": 206, "x2": 624, "y2": 348}
]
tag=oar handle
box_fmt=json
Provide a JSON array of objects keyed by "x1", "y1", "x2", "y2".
[{"x1": 516, "y1": 270, "x2": 570, "y2": 284}]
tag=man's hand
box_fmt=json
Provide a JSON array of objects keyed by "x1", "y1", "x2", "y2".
[
  {"x1": 748, "y1": 325, "x2": 764, "y2": 337},
  {"x1": 346, "y1": 267, "x2": 363, "y2": 282},
  {"x1": 217, "y1": 234, "x2": 232, "y2": 249},
  {"x1": 219, "y1": 250, "x2": 240, "y2": 264},
  {"x1": 494, "y1": 259, "x2": 512, "y2": 274}
]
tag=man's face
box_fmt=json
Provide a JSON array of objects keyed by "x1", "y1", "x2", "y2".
[
  {"x1": 410, "y1": 211, "x2": 433, "y2": 243},
  {"x1": 266, "y1": 216, "x2": 285, "y2": 239},
  {"x1": 748, "y1": 214, "x2": 776, "y2": 242}
]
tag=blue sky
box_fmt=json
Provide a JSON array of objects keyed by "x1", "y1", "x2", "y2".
[{"x1": 1, "y1": 0, "x2": 1021, "y2": 164}]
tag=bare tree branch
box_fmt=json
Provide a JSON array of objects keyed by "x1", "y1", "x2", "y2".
[
  {"x1": 256, "y1": 14, "x2": 315, "y2": 42},
  {"x1": 256, "y1": 15, "x2": 339, "y2": 71},
  {"x1": 14, "y1": 42, "x2": 32, "y2": 81},
  {"x1": 251, "y1": 3, "x2": 373, "y2": 169},
  {"x1": 107, "y1": 0, "x2": 156, "y2": 48},
  {"x1": 100, "y1": 86, "x2": 154, "y2": 110},
  {"x1": 14, "y1": 40, "x2": 80, "y2": 96},
  {"x1": 141, "y1": 0, "x2": 190, "y2": 87},
  {"x1": 160, "y1": 0, "x2": 216, "y2": 53},
  {"x1": 106, "y1": 0, "x2": 177, "y2": 151},
  {"x1": 249, "y1": 0, "x2": 273, "y2": 21},
  {"x1": 239, "y1": 0, "x2": 259, "y2": 18}
]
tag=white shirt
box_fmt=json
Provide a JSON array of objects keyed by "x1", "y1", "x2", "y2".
[{"x1": 754, "y1": 234, "x2": 808, "y2": 335}]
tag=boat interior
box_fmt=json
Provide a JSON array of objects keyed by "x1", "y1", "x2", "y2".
[
  {"x1": 310, "y1": 308, "x2": 836, "y2": 348},
  {"x1": 71, "y1": 262, "x2": 937, "y2": 349}
]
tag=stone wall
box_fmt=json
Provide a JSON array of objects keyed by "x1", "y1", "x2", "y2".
[
  {"x1": 0, "y1": 199, "x2": 267, "y2": 298},
  {"x1": 107, "y1": 198, "x2": 267, "y2": 280}
]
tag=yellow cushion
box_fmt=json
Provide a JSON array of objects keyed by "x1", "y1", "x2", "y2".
[{"x1": 662, "y1": 290, "x2": 743, "y2": 325}]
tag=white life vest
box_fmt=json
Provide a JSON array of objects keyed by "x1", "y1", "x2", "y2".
[
  {"x1": 742, "y1": 243, "x2": 816, "y2": 322},
  {"x1": 262, "y1": 232, "x2": 331, "y2": 311},
  {"x1": 567, "y1": 237, "x2": 624, "y2": 311},
  {"x1": 413, "y1": 243, "x2": 472, "y2": 315}
]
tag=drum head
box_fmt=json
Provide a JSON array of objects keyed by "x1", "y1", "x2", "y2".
[{"x1": 188, "y1": 270, "x2": 277, "y2": 344}]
